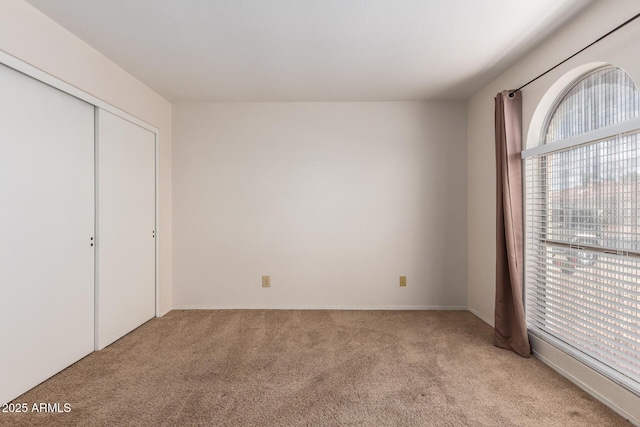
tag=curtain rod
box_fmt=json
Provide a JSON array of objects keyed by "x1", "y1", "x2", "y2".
[{"x1": 509, "y1": 12, "x2": 640, "y2": 97}]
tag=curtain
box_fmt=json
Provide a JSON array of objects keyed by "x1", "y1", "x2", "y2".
[{"x1": 494, "y1": 90, "x2": 531, "y2": 357}]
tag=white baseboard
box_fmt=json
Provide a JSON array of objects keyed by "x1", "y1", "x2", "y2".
[
  {"x1": 170, "y1": 305, "x2": 468, "y2": 311},
  {"x1": 157, "y1": 306, "x2": 172, "y2": 317},
  {"x1": 530, "y1": 334, "x2": 640, "y2": 426},
  {"x1": 467, "y1": 307, "x2": 494, "y2": 326}
]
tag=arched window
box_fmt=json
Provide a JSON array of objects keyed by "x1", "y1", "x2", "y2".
[
  {"x1": 544, "y1": 67, "x2": 640, "y2": 143},
  {"x1": 523, "y1": 66, "x2": 640, "y2": 393}
]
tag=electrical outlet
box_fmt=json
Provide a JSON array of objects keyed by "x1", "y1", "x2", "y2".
[
  {"x1": 399, "y1": 276, "x2": 407, "y2": 287},
  {"x1": 262, "y1": 276, "x2": 270, "y2": 288}
]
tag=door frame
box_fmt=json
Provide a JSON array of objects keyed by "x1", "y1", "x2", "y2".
[{"x1": 0, "y1": 50, "x2": 162, "y2": 320}]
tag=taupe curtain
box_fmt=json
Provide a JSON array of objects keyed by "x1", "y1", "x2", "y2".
[{"x1": 494, "y1": 90, "x2": 531, "y2": 357}]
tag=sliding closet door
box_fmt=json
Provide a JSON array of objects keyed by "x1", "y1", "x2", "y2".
[
  {"x1": 0, "y1": 64, "x2": 95, "y2": 404},
  {"x1": 97, "y1": 109, "x2": 156, "y2": 350}
]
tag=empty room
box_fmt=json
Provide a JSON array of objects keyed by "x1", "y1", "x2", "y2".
[{"x1": 1, "y1": 0, "x2": 639, "y2": 425}]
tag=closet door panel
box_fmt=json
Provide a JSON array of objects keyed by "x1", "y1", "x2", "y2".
[
  {"x1": 0, "y1": 64, "x2": 95, "y2": 404},
  {"x1": 97, "y1": 109, "x2": 155, "y2": 350}
]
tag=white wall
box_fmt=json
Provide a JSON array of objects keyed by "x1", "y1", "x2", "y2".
[
  {"x1": 467, "y1": 0, "x2": 640, "y2": 326},
  {"x1": 0, "y1": 0, "x2": 173, "y2": 314},
  {"x1": 173, "y1": 102, "x2": 467, "y2": 309},
  {"x1": 467, "y1": 0, "x2": 640, "y2": 421}
]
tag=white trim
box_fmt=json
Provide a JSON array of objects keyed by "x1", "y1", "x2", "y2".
[
  {"x1": 0, "y1": 49, "x2": 158, "y2": 135},
  {"x1": 93, "y1": 107, "x2": 100, "y2": 350},
  {"x1": 521, "y1": 116, "x2": 640, "y2": 158},
  {"x1": 155, "y1": 133, "x2": 161, "y2": 318},
  {"x1": 171, "y1": 305, "x2": 468, "y2": 311},
  {"x1": 157, "y1": 306, "x2": 173, "y2": 317},
  {"x1": 0, "y1": 50, "x2": 161, "y2": 320},
  {"x1": 530, "y1": 334, "x2": 640, "y2": 426},
  {"x1": 468, "y1": 307, "x2": 494, "y2": 327}
]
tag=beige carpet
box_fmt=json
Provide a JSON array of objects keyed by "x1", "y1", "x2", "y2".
[{"x1": 0, "y1": 310, "x2": 631, "y2": 426}]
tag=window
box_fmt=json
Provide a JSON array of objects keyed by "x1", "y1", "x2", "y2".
[{"x1": 524, "y1": 66, "x2": 640, "y2": 392}]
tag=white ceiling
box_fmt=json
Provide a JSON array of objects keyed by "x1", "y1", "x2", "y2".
[{"x1": 26, "y1": 0, "x2": 596, "y2": 102}]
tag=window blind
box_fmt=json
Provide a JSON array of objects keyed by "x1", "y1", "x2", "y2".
[{"x1": 524, "y1": 67, "x2": 640, "y2": 393}]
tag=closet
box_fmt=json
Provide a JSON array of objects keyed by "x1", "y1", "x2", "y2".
[
  {"x1": 0, "y1": 62, "x2": 157, "y2": 404},
  {"x1": 96, "y1": 109, "x2": 156, "y2": 350}
]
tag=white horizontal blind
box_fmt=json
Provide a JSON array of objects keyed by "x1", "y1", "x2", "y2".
[
  {"x1": 544, "y1": 67, "x2": 640, "y2": 144},
  {"x1": 525, "y1": 67, "x2": 640, "y2": 393}
]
